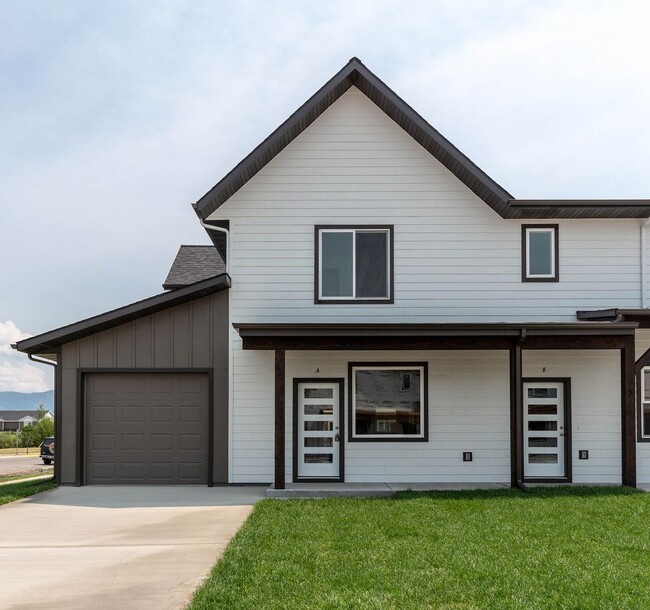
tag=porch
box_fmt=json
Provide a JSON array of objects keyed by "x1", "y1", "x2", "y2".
[{"x1": 233, "y1": 322, "x2": 637, "y2": 489}]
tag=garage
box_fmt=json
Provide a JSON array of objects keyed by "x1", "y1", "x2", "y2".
[
  {"x1": 84, "y1": 373, "x2": 210, "y2": 485},
  {"x1": 14, "y1": 272, "x2": 230, "y2": 486}
]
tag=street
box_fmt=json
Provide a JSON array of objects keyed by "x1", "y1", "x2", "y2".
[{"x1": 0, "y1": 455, "x2": 52, "y2": 477}]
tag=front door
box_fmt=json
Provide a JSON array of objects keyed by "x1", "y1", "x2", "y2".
[
  {"x1": 295, "y1": 380, "x2": 342, "y2": 480},
  {"x1": 523, "y1": 381, "x2": 567, "y2": 479}
]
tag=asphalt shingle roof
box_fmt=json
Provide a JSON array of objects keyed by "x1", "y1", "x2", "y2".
[
  {"x1": 0, "y1": 410, "x2": 51, "y2": 421},
  {"x1": 163, "y1": 245, "x2": 226, "y2": 290}
]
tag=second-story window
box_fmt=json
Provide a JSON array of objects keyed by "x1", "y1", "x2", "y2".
[
  {"x1": 522, "y1": 225, "x2": 559, "y2": 282},
  {"x1": 315, "y1": 226, "x2": 393, "y2": 303}
]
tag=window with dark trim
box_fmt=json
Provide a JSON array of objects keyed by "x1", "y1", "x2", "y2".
[
  {"x1": 522, "y1": 225, "x2": 559, "y2": 282},
  {"x1": 315, "y1": 226, "x2": 393, "y2": 304},
  {"x1": 348, "y1": 363, "x2": 428, "y2": 441}
]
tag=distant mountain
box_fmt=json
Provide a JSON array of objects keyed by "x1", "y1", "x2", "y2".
[{"x1": 0, "y1": 391, "x2": 54, "y2": 410}]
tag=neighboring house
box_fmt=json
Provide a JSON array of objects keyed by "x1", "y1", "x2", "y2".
[
  {"x1": 0, "y1": 410, "x2": 53, "y2": 432},
  {"x1": 13, "y1": 58, "x2": 650, "y2": 489}
]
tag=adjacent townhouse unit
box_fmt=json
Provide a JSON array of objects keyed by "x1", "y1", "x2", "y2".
[
  {"x1": 14, "y1": 58, "x2": 650, "y2": 491},
  {"x1": 0, "y1": 410, "x2": 53, "y2": 432}
]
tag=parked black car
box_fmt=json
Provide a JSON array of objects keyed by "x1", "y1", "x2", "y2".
[{"x1": 40, "y1": 437, "x2": 54, "y2": 465}]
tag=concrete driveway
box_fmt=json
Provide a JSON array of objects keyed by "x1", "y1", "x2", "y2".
[{"x1": 0, "y1": 486, "x2": 265, "y2": 610}]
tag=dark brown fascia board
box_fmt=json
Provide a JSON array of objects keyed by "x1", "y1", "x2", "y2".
[
  {"x1": 15, "y1": 273, "x2": 231, "y2": 354},
  {"x1": 233, "y1": 322, "x2": 637, "y2": 338},
  {"x1": 193, "y1": 57, "x2": 513, "y2": 221},
  {"x1": 507, "y1": 200, "x2": 650, "y2": 219},
  {"x1": 577, "y1": 308, "x2": 621, "y2": 322},
  {"x1": 578, "y1": 308, "x2": 650, "y2": 323}
]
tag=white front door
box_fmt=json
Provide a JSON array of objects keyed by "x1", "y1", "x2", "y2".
[
  {"x1": 524, "y1": 381, "x2": 566, "y2": 479},
  {"x1": 296, "y1": 381, "x2": 341, "y2": 479}
]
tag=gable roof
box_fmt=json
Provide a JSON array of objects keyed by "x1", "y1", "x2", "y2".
[
  {"x1": 193, "y1": 57, "x2": 650, "y2": 220},
  {"x1": 14, "y1": 273, "x2": 231, "y2": 355},
  {"x1": 163, "y1": 245, "x2": 226, "y2": 290},
  {"x1": 0, "y1": 410, "x2": 50, "y2": 421}
]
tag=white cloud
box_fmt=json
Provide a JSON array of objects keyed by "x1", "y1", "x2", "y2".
[{"x1": 0, "y1": 322, "x2": 53, "y2": 393}]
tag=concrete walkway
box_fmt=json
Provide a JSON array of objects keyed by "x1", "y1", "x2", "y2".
[
  {"x1": 267, "y1": 481, "x2": 510, "y2": 498},
  {"x1": 0, "y1": 485, "x2": 265, "y2": 610}
]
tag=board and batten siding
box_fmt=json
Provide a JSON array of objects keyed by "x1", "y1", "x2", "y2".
[
  {"x1": 207, "y1": 86, "x2": 643, "y2": 325},
  {"x1": 58, "y1": 291, "x2": 228, "y2": 485},
  {"x1": 230, "y1": 345, "x2": 622, "y2": 484}
]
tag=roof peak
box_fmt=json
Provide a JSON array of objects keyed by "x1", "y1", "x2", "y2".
[{"x1": 195, "y1": 57, "x2": 513, "y2": 220}]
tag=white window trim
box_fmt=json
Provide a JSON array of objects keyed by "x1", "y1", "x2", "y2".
[
  {"x1": 642, "y1": 367, "x2": 650, "y2": 438},
  {"x1": 318, "y1": 228, "x2": 391, "y2": 301},
  {"x1": 351, "y1": 365, "x2": 425, "y2": 439},
  {"x1": 525, "y1": 227, "x2": 556, "y2": 279}
]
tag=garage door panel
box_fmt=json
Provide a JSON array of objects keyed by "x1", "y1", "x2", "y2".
[
  {"x1": 120, "y1": 405, "x2": 145, "y2": 423},
  {"x1": 85, "y1": 373, "x2": 209, "y2": 485},
  {"x1": 150, "y1": 434, "x2": 174, "y2": 450},
  {"x1": 91, "y1": 376, "x2": 116, "y2": 394},
  {"x1": 92, "y1": 405, "x2": 116, "y2": 423},
  {"x1": 92, "y1": 434, "x2": 115, "y2": 450},
  {"x1": 150, "y1": 405, "x2": 174, "y2": 423},
  {"x1": 150, "y1": 462, "x2": 174, "y2": 480}
]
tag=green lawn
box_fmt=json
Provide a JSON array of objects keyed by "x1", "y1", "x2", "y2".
[
  {"x1": 0, "y1": 478, "x2": 57, "y2": 506},
  {"x1": 190, "y1": 487, "x2": 650, "y2": 610}
]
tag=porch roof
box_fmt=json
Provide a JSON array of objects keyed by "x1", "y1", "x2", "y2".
[{"x1": 233, "y1": 321, "x2": 637, "y2": 351}]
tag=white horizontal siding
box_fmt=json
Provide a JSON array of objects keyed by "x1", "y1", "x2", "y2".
[
  {"x1": 523, "y1": 350, "x2": 621, "y2": 484},
  {"x1": 230, "y1": 344, "x2": 623, "y2": 484},
  {"x1": 206, "y1": 86, "x2": 643, "y2": 324}
]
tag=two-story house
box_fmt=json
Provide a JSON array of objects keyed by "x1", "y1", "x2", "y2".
[{"x1": 14, "y1": 58, "x2": 650, "y2": 492}]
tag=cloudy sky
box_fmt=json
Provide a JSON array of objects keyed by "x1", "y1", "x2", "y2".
[{"x1": 2, "y1": 0, "x2": 649, "y2": 392}]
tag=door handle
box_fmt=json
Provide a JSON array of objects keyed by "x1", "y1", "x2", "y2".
[
  {"x1": 560, "y1": 433, "x2": 565, "y2": 436},
  {"x1": 334, "y1": 434, "x2": 340, "y2": 442}
]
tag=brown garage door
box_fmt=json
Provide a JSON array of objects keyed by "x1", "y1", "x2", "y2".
[{"x1": 85, "y1": 373, "x2": 209, "y2": 485}]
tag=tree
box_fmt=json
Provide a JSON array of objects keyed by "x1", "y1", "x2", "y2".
[
  {"x1": 18, "y1": 417, "x2": 54, "y2": 448},
  {"x1": 36, "y1": 403, "x2": 48, "y2": 421}
]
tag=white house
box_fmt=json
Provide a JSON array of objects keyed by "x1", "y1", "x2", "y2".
[
  {"x1": 0, "y1": 410, "x2": 53, "y2": 431},
  {"x1": 14, "y1": 58, "x2": 650, "y2": 491}
]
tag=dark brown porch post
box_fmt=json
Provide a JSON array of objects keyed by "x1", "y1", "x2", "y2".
[
  {"x1": 510, "y1": 342, "x2": 523, "y2": 488},
  {"x1": 621, "y1": 336, "x2": 636, "y2": 487},
  {"x1": 274, "y1": 348, "x2": 286, "y2": 490}
]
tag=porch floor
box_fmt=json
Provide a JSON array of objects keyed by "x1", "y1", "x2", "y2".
[{"x1": 266, "y1": 482, "x2": 510, "y2": 498}]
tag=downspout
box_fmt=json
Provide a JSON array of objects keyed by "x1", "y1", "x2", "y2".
[
  {"x1": 26, "y1": 352, "x2": 59, "y2": 483},
  {"x1": 196, "y1": 213, "x2": 233, "y2": 484},
  {"x1": 641, "y1": 217, "x2": 650, "y2": 308},
  {"x1": 198, "y1": 218, "x2": 230, "y2": 276}
]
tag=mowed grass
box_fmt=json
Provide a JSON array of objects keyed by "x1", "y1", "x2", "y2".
[
  {"x1": 0, "y1": 477, "x2": 57, "y2": 506},
  {"x1": 190, "y1": 487, "x2": 650, "y2": 610}
]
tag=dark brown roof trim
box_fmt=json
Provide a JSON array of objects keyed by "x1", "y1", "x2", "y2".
[
  {"x1": 508, "y1": 200, "x2": 650, "y2": 219},
  {"x1": 15, "y1": 274, "x2": 231, "y2": 354},
  {"x1": 193, "y1": 57, "x2": 513, "y2": 220},
  {"x1": 578, "y1": 308, "x2": 650, "y2": 326},
  {"x1": 576, "y1": 308, "x2": 620, "y2": 322},
  {"x1": 233, "y1": 322, "x2": 636, "y2": 338}
]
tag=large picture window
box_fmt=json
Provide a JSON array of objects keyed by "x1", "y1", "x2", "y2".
[
  {"x1": 315, "y1": 226, "x2": 393, "y2": 303},
  {"x1": 349, "y1": 363, "x2": 427, "y2": 441},
  {"x1": 522, "y1": 225, "x2": 559, "y2": 282}
]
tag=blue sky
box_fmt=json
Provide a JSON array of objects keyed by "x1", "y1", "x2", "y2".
[{"x1": 1, "y1": 0, "x2": 649, "y2": 391}]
